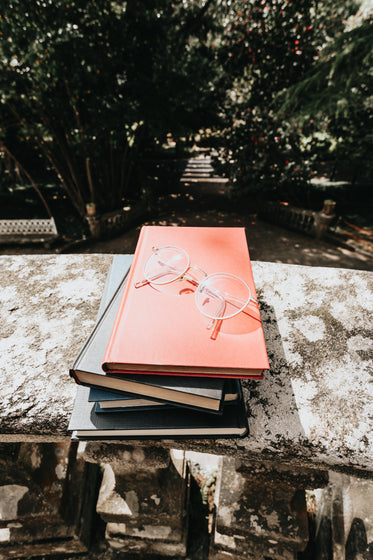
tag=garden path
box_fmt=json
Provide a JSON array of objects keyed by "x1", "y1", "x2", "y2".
[
  {"x1": 0, "y1": 154, "x2": 372, "y2": 272},
  {"x1": 1, "y1": 203, "x2": 372, "y2": 271}
]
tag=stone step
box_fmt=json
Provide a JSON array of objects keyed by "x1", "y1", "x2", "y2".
[
  {"x1": 181, "y1": 172, "x2": 220, "y2": 178},
  {"x1": 182, "y1": 161, "x2": 214, "y2": 168},
  {"x1": 168, "y1": 156, "x2": 223, "y2": 180},
  {"x1": 180, "y1": 177, "x2": 228, "y2": 185},
  {"x1": 179, "y1": 159, "x2": 227, "y2": 187}
]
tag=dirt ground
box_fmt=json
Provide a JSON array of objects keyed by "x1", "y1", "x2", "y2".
[{"x1": 2, "y1": 203, "x2": 372, "y2": 272}]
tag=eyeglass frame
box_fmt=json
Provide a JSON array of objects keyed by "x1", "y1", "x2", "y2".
[{"x1": 134, "y1": 245, "x2": 258, "y2": 337}]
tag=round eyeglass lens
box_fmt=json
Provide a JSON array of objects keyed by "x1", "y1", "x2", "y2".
[
  {"x1": 195, "y1": 272, "x2": 251, "y2": 320},
  {"x1": 143, "y1": 246, "x2": 190, "y2": 285}
]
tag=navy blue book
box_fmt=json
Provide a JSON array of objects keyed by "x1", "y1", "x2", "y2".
[
  {"x1": 69, "y1": 255, "x2": 227, "y2": 413},
  {"x1": 88, "y1": 387, "x2": 168, "y2": 412}
]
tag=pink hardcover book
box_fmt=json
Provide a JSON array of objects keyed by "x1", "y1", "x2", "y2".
[{"x1": 102, "y1": 226, "x2": 269, "y2": 378}]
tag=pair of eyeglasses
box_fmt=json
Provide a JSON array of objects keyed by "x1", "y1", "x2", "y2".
[{"x1": 134, "y1": 245, "x2": 258, "y2": 337}]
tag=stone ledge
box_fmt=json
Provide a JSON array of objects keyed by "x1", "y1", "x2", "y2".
[{"x1": 0, "y1": 254, "x2": 372, "y2": 477}]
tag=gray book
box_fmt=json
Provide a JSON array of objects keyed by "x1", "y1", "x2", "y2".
[
  {"x1": 69, "y1": 255, "x2": 227, "y2": 413},
  {"x1": 89, "y1": 378, "x2": 241, "y2": 412}
]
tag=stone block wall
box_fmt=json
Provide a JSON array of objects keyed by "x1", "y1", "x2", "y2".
[{"x1": 1, "y1": 443, "x2": 373, "y2": 559}]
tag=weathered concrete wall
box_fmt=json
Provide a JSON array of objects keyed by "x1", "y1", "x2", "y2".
[
  {"x1": 0, "y1": 255, "x2": 112, "y2": 439},
  {"x1": 0, "y1": 255, "x2": 372, "y2": 478},
  {"x1": 240, "y1": 261, "x2": 373, "y2": 475}
]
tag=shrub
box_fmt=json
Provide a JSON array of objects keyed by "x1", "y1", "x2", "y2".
[
  {"x1": 214, "y1": 0, "x2": 363, "y2": 201},
  {"x1": 281, "y1": 16, "x2": 373, "y2": 184},
  {"x1": 216, "y1": 108, "x2": 310, "y2": 202}
]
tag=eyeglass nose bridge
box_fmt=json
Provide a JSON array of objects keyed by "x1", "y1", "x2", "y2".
[{"x1": 179, "y1": 265, "x2": 207, "y2": 287}]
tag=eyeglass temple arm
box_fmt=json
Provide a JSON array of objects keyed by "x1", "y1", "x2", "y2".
[
  {"x1": 201, "y1": 288, "x2": 226, "y2": 332},
  {"x1": 209, "y1": 302, "x2": 226, "y2": 339},
  {"x1": 134, "y1": 270, "x2": 172, "y2": 288}
]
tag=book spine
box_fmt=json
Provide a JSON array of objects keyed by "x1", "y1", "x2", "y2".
[
  {"x1": 69, "y1": 369, "x2": 81, "y2": 383},
  {"x1": 105, "y1": 369, "x2": 264, "y2": 379}
]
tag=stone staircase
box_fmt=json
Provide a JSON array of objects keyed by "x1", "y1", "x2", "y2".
[
  {"x1": 179, "y1": 155, "x2": 225, "y2": 181},
  {"x1": 177, "y1": 155, "x2": 229, "y2": 198},
  {"x1": 141, "y1": 153, "x2": 229, "y2": 199}
]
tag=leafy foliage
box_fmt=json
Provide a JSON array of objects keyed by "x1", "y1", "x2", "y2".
[
  {"x1": 280, "y1": 17, "x2": 373, "y2": 182},
  {"x1": 217, "y1": 108, "x2": 310, "y2": 201},
  {"x1": 0, "y1": 0, "x2": 225, "y2": 217},
  {"x1": 0, "y1": 0, "x2": 370, "y2": 221},
  {"x1": 212, "y1": 0, "x2": 318, "y2": 200},
  {"x1": 213, "y1": 0, "x2": 369, "y2": 200}
]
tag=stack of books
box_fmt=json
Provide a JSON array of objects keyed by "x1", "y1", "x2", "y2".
[{"x1": 68, "y1": 226, "x2": 269, "y2": 440}]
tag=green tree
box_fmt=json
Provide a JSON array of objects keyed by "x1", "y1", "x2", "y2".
[
  {"x1": 213, "y1": 0, "x2": 363, "y2": 202},
  {"x1": 213, "y1": 0, "x2": 317, "y2": 201},
  {"x1": 281, "y1": 14, "x2": 373, "y2": 184},
  {"x1": 0, "y1": 0, "x2": 225, "y2": 218}
]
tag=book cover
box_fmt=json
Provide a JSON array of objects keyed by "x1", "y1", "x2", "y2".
[
  {"x1": 69, "y1": 255, "x2": 227, "y2": 413},
  {"x1": 103, "y1": 226, "x2": 269, "y2": 378},
  {"x1": 222, "y1": 379, "x2": 240, "y2": 403},
  {"x1": 68, "y1": 385, "x2": 248, "y2": 440}
]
